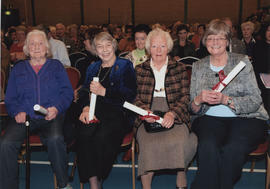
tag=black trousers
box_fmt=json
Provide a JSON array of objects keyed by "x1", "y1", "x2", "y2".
[{"x1": 190, "y1": 115, "x2": 267, "y2": 189}]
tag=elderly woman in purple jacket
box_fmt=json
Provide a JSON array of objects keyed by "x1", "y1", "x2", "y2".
[
  {"x1": 0, "y1": 30, "x2": 74, "y2": 189},
  {"x1": 76, "y1": 32, "x2": 137, "y2": 189}
]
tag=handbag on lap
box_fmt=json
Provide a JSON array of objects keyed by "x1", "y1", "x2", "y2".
[{"x1": 144, "y1": 111, "x2": 174, "y2": 133}]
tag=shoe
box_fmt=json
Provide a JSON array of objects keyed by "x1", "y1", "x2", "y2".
[
  {"x1": 59, "y1": 184, "x2": 72, "y2": 189},
  {"x1": 122, "y1": 149, "x2": 132, "y2": 162}
]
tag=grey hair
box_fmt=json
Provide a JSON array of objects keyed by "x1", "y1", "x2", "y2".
[
  {"x1": 145, "y1": 28, "x2": 173, "y2": 54},
  {"x1": 23, "y1": 29, "x2": 51, "y2": 58},
  {"x1": 241, "y1": 21, "x2": 255, "y2": 33},
  {"x1": 91, "y1": 32, "x2": 118, "y2": 55},
  {"x1": 202, "y1": 19, "x2": 231, "y2": 46}
]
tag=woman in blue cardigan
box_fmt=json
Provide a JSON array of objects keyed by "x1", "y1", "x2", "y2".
[
  {"x1": 0, "y1": 30, "x2": 74, "y2": 189},
  {"x1": 76, "y1": 32, "x2": 137, "y2": 188}
]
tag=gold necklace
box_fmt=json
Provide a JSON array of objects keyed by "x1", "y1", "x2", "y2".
[{"x1": 97, "y1": 65, "x2": 112, "y2": 82}]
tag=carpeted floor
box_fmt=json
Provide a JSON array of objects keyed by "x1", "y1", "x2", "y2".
[{"x1": 18, "y1": 151, "x2": 266, "y2": 189}]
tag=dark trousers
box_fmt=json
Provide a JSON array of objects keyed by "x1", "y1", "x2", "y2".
[
  {"x1": 0, "y1": 115, "x2": 69, "y2": 189},
  {"x1": 191, "y1": 115, "x2": 267, "y2": 189}
]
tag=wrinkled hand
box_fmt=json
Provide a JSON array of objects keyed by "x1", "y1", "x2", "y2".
[
  {"x1": 15, "y1": 112, "x2": 27, "y2": 123},
  {"x1": 162, "y1": 112, "x2": 175, "y2": 128},
  {"x1": 45, "y1": 107, "x2": 58, "y2": 121},
  {"x1": 196, "y1": 90, "x2": 226, "y2": 105},
  {"x1": 90, "y1": 81, "x2": 106, "y2": 96},
  {"x1": 79, "y1": 106, "x2": 97, "y2": 124}
]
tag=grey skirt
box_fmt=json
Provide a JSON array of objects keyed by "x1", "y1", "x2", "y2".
[{"x1": 136, "y1": 97, "x2": 197, "y2": 177}]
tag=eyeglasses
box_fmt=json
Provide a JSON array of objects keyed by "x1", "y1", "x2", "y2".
[{"x1": 206, "y1": 37, "x2": 227, "y2": 42}]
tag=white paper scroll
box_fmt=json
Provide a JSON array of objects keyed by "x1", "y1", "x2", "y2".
[
  {"x1": 214, "y1": 61, "x2": 246, "y2": 92},
  {"x1": 123, "y1": 101, "x2": 163, "y2": 124},
  {"x1": 89, "y1": 77, "x2": 99, "y2": 121},
  {"x1": 33, "y1": 104, "x2": 48, "y2": 115}
]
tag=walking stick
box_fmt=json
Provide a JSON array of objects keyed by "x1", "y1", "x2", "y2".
[{"x1": 25, "y1": 115, "x2": 30, "y2": 189}]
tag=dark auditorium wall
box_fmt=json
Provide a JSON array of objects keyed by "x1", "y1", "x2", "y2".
[{"x1": 2, "y1": 0, "x2": 265, "y2": 26}]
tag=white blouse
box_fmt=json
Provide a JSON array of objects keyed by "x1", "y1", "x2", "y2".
[{"x1": 150, "y1": 56, "x2": 168, "y2": 97}]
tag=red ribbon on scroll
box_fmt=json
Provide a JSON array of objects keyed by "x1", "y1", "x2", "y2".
[
  {"x1": 140, "y1": 112, "x2": 160, "y2": 121},
  {"x1": 212, "y1": 70, "x2": 227, "y2": 90},
  {"x1": 89, "y1": 119, "x2": 100, "y2": 124}
]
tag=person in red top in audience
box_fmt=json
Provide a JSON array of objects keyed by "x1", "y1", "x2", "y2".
[{"x1": 9, "y1": 25, "x2": 27, "y2": 63}]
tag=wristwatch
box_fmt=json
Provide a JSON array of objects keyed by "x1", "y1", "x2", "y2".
[{"x1": 227, "y1": 97, "x2": 233, "y2": 106}]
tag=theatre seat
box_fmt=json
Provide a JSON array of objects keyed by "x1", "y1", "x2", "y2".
[{"x1": 249, "y1": 141, "x2": 269, "y2": 189}]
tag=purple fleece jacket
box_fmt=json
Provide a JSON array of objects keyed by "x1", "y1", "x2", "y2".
[{"x1": 5, "y1": 59, "x2": 73, "y2": 119}]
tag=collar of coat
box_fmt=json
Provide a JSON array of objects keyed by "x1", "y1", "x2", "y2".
[{"x1": 140, "y1": 56, "x2": 179, "y2": 71}]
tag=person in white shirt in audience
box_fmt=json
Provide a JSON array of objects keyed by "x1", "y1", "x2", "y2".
[{"x1": 42, "y1": 26, "x2": 71, "y2": 66}]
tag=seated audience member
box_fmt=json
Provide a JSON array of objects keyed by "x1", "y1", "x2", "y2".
[
  {"x1": 189, "y1": 19, "x2": 268, "y2": 189},
  {"x1": 118, "y1": 25, "x2": 136, "y2": 52},
  {"x1": 101, "y1": 24, "x2": 110, "y2": 33},
  {"x1": 0, "y1": 30, "x2": 73, "y2": 189},
  {"x1": 4, "y1": 27, "x2": 17, "y2": 50},
  {"x1": 76, "y1": 32, "x2": 136, "y2": 188},
  {"x1": 41, "y1": 26, "x2": 71, "y2": 66},
  {"x1": 191, "y1": 24, "x2": 205, "y2": 49},
  {"x1": 49, "y1": 26, "x2": 57, "y2": 39},
  {"x1": 56, "y1": 23, "x2": 67, "y2": 41},
  {"x1": 56, "y1": 23, "x2": 73, "y2": 52},
  {"x1": 241, "y1": 21, "x2": 256, "y2": 60},
  {"x1": 222, "y1": 17, "x2": 246, "y2": 54},
  {"x1": 170, "y1": 20, "x2": 182, "y2": 41},
  {"x1": 10, "y1": 25, "x2": 27, "y2": 63},
  {"x1": 170, "y1": 24, "x2": 196, "y2": 61},
  {"x1": 78, "y1": 27, "x2": 101, "y2": 85},
  {"x1": 79, "y1": 25, "x2": 88, "y2": 39},
  {"x1": 67, "y1": 24, "x2": 84, "y2": 54},
  {"x1": 112, "y1": 25, "x2": 123, "y2": 42},
  {"x1": 134, "y1": 28, "x2": 197, "y2": 189},
  {"x1": 125, "y1": 24, "x2": 151, "y2": 67},
  {"x1": 253, "y1": 23, "x2": 270, "y2": 113}
]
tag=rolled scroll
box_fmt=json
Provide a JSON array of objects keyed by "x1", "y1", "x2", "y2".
[
  {"x1": 33, "y1": 104, "x2": 48, "y2": 115},
  {"x1": 213, "y1": 61, "x2": 246, "y2": 92},
  {"x1": 123, "y1": 101, "x2": 163, "y2": 124},
  {"x1": 89, "y1": 77, "x2": 99, "y2": 121}
]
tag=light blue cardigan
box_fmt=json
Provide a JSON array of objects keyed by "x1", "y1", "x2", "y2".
[{"x1": 189, "y1": 52, "x2": 269, "y2": 120}]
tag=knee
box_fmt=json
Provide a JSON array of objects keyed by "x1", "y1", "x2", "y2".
[
  {"x1": 0, "y1": 138, "x2": 19, "y2": 154},
  {"x1": 197, "y1": 138, "x2": 219, "y2": 154},
  {"x1": 47, "y1": 135, "x2": 65, "y2": 149},
  {"x1": 223, "y1": 142, "x2": 250, "y2": 156}
]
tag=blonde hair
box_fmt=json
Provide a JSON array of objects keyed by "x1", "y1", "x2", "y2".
[
  {"x1": 241, "y1": 21, "x2": 255, "y2": 32},
  {"x1": 202, "y1": 19, "x2": 231, "y2": 46},
  {"x1": 145, "y1": 28, "x2": 173, "y2": 54},
  {"x1": 23, "y1": 29, "x2": 51, "y2": 57},
  {"x1": 91, "y1": 32, "x2": 118, "y2": 55}
]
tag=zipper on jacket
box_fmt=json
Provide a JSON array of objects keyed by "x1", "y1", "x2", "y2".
[{"x1": 37, "y1": 74, "x2": 41, "y2": 105}]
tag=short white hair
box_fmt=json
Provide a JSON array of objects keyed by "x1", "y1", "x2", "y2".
[
  {"x1": 241, "y1": 21, "x2": 255, "y2": 32},
  {"x1": 145, "y1": 28, "x2": 173, "y2": 54},
  {"x1": 23, "y1": 29, "x2": 51, "y2": 57}
]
